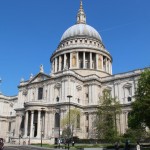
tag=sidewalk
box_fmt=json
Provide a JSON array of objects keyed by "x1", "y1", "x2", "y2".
[
  {"x1": 4, "y1": 143, "x2": 20, "y2": 146},
  {"x1": 4, "y1": 143, "x2": 62, "y2": 150}
]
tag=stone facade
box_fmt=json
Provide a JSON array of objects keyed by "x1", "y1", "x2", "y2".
[{"x1": 0, "y1": 1, "x2": 145, "y2": 144}]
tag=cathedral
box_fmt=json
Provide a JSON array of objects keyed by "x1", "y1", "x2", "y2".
[{"x1": 0, "y1": 1, "x2": 144, "y2": 144}]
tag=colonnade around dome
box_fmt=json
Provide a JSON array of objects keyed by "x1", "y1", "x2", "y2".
[{"x1": 52, "y1": 51, "x2": 112, "y2": 76}]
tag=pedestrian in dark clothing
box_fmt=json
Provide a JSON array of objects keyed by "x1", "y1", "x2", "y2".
[
  {"x1": 125, "y1": 139, "x2": 130, "y2": 150},
  {"x1": 72, "y1": 141, "x2": 75, "y2": 146},
  {"x1": 64, "y1": 139, "x2": 67, "y2": 149},
  {"x1": 114, "y1": 141, "x2": 119, "y2": 150}
]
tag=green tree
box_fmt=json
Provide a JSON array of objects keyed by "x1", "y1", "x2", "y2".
[
  {"x1": 127, "y1": 69, "x2": 150, "y2": 140},
  {"x1": 61, "y1": 108, "x2": 81, "y2": 139},
  {"x1": 96, "y1": 90, "x2": 121, "y2": 142},
  {"x1": 129, "y1": 69, "x2": 150, "y2": 128}
]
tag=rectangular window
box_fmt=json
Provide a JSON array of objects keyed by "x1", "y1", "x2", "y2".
[
  {"x1": 38, "y1": 87, "x2": 43, "y2": 100},
  {"x1": 128, "y1": 96, "x2": 132, "y2": 102}
]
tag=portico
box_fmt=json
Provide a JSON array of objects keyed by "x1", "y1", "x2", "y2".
[{"x1": 24, "y1": 109, "x2": 48, "y2": 139}]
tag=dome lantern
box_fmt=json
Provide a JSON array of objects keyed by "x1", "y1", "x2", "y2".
[{"x1": 77, "y1": 0, "x2": 86, "y2": 24}]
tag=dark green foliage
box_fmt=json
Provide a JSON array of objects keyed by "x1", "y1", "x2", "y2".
[
  {"x1": 123, "y1": 128, "x2": 146, "y2": 142},
  {"x1": 129, "y1": 69, "x2": 150, "y2": 129}
]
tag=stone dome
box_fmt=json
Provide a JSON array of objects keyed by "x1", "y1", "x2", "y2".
[{"x1": 60, "y1": 24, "x2": 102, "y2": 42}]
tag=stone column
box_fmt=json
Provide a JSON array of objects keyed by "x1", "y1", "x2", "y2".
[
  {"x1": 55, "y1": 57, "x2": 57, "y2": 72},
  {"x1": 47, "y1": 111, "x2": 51, "y2": 138},
  {"x1": 30, "y1": 110, "x2": 34, "y2": 138},
  {"x1": 64, "y1": 54, "x2": 66, "y2": 69},
  {"x1": 24, "y1": 111, "x2": 29, "y2": 137},
  {"x1": 77, "y1": 52, "x2": 79, "y2": 68},
  {"x1": 110, "y1": 61, "x2": 112, "y2": 74},
  {"x1": 88, "y1": 85, "x2": 92, "y2": 104},
  {"x1": 47, "y1": 85, "x2": 50, "y2": 103},
  {"x1": 61, "y1": 81, "x2": 64, "y2": 101},
  {"x1": 83, "y1": 52, "x2": 85, "y2": 68},
  {"x1": 59, "y1": 56, "x2": 62, "y2": 71},
  {"x1": 15, "y1": 115, "x2": 19, "y2": 137},
  {"x1": 102, "y1": 56, "x2": 104, "y2": 71},
  {"x1": 96, "y1": 53, "x2": 98, "y2": 70},
  {"x1": 106, "y1": 58, "x2": 108, "y2": 72},
  {"x1": 108, "y1": 60, "x2": 110, "y2": 74},
  {"x1": 44, "y1": 111, "x2": 48, "y2": 138},
  {"x1": 120, "y1": 112, "x2": 125, "y2": 134},
  {"x1": 37, "y1": 110, "x2": 41, "y2": 138},
  {"x1": 52, "y1": 61, "x2": 54, "y2": 73},
  {"x1": 70, "y1": 53, "x2": 72, "y2": 69},
  {"x1": 90, "y1": 52, "x2": 92, "y2": 69}
]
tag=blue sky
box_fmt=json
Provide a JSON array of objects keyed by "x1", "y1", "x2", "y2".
[{"x1": 0, "y1": 0, "x2": 150, "y2": 96}]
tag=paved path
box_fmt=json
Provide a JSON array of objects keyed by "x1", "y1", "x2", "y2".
[{"x1": 4, "y1": 145, "x2": 59, "y2": 150}]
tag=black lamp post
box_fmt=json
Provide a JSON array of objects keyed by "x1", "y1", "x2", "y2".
[
  {"x1": 58, "y1": 108, "x2": 61, "y2": 149},
  {"x1": 56, "y1": 96, "x2": 61, "y2": 149},
  {"x1": 19, "y1": 134, "x2": 21, "y2": 145},
  {"x1": 41, "y1": 129, "x2": 44, "y2": 147},
  {"x1": 67, "y1": 95, "x2": 72, "y2": 150}
]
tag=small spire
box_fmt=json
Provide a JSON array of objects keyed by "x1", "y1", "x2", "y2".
[
  {"x1": 80, "y1": 0, "x2": 83, "y2": 9},
  {"x1": 77, "y1": 0, "x2": 86, "y2": 24}
]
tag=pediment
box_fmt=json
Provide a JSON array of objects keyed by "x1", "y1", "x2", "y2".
[
  {"x1": 123, "y1": 82, "x2": 132, "y2": 88},
  {"x1": 103, "y1": 86, "x2": 112, "y2": 91},
  {"x1": 28, "y1": 73, "x2": 50, "y2": 84}
]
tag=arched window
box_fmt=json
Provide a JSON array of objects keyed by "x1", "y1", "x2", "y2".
[
  {"x1": 55, "y1": 113, "x2": 60, "y2": 128},
  {"x1": 76, "y1": 114, "x2": 80, "y2": 128}
]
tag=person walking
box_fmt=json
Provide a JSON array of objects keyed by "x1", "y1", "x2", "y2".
[
  {"x1": 114, "y1": 141, "x2": 119, "y2": 150},
  {"x1": 136, "y1": 141, "x2": 140, "y2": 150},
  {"x1": 72, "y1": 140, "x2": 75, "y2": 146},
  {"x1": 124, "y1": 139, "x2": 130, "y2": 150}
]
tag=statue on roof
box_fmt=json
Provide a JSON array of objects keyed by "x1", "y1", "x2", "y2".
[
  {"x1": 40, "y1": 64, "x2": 44, "y2": 73},
  {"x1": 30, "y1": 74, "x2": 33, "y2": 79}
]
